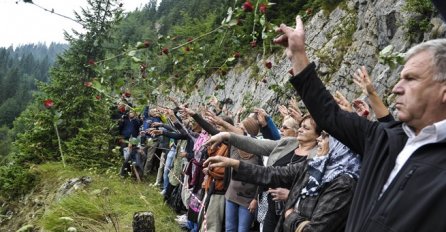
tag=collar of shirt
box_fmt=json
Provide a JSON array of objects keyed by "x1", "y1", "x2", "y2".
[
  {"x1": 402, "y1": 119, "x2": 446, "y2": 143},
  {"x1": 381, "y1": 119, "x2": 446, "y2": 196}
]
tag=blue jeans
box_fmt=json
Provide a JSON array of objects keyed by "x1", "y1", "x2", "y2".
[
  {"x1": 163, "y1": 146, "x2": 176, "y2": 191},
  {"x1": 225, "y1": 199, "x2": 254, "y2": 232}
]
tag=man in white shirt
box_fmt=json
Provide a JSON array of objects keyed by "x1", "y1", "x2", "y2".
[{"x1": 275, "y1": 15, "x2": 446, "y2": 231}]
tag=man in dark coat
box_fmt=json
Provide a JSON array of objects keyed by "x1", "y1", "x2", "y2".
[{"x1": 273, "y1": 16, "x2": 446, "y2": 231}]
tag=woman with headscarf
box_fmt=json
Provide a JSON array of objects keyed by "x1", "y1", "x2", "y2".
[{"x1": 203, "y1": 131, "x2": 360, "y2": 232}]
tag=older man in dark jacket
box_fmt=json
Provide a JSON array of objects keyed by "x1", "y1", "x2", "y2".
[{"x1": 273, "y1": 16, "x2": 446, "y2": 232}]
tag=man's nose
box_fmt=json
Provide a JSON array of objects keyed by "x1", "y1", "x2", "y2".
[{"x1": 392, "y1": 81, "x2": 403, "y2": 94}]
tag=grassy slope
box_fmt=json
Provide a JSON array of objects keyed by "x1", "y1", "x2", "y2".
[{"x1": 11, "y1": 162, "x2": 181, "y2": 232}]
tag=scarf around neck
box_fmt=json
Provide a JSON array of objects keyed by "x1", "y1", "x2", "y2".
[
  {"x1": 300, "y1": 137, "x2": 361, "y2": 197},
  {"x1": 193, "y1": 130, "x2": 209, "y2": 154}
]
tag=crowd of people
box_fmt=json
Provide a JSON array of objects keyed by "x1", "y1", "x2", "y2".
[{"x1": 111, "y1": 15, "x2": 446, "y2": 232}]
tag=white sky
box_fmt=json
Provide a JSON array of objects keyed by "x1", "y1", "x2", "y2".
[{"x1": 0, "y1": 0, "x2": 150, "y2": 48}]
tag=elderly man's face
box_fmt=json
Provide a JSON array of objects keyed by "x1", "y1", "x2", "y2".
[{"x1": 392, "y1": 51, "x2": 445, "y2": 132}]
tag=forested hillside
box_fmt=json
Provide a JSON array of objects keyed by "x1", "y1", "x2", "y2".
[
  {"x1": 0, "y1": 0, "x2": 441, "y2": 231},
  {"x1": 0, "y1": 43, "x2": 66, "y2": 158}
]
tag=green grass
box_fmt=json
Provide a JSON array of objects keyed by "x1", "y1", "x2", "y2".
[{"x1": 32, "y1": 162, "x2": 181, "y2": 232}]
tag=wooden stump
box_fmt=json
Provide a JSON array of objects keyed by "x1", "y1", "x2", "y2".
[{"x1": 133, "y1": 211, "x2": 155, "y2": 232}]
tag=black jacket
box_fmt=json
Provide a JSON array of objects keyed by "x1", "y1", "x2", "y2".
[
  {"x1": 233, "y1": 161, "x2": 356, "y2": 232},
  {"x1": 290, "y1": 63, "x2": 446, "y2": 232}
]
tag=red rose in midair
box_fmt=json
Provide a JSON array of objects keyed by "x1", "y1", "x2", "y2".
[
  {"x1": 118, "y1": 105, "x2": 126, "y2": 113},
  {"x1": 162, "y1": 47, "x2": 169, "y2": 55},
  {"x1": 265, "y1": 61, "x2": 272, "y2": 69},
  {"x1": 84, "y1": 81, "x2": 93, "y2": 87},
  {"x1": 124, "y1": 92, "x2": 131, "y2": 97},
  {"x1": 250, "y1": 40, "x2": 257, "y2": 48},
  {"x1": 87, "y1": 59, "x2": 96, "y2": 65},
  {"x1": 242, "y1": 1, "x2": 254, "y2": 12},
  {"x1": 43, "y1": 99, "x2": 54, "y2": 109},
  {"x1": 95, "y1": 95, "x2": 101, "y2": 100},
  {"x1": 259, "y1": 4, "x2": 267, "y2": 14},
  {"x1": 185, "y1": 46, "x2": 191, "y2": 52}
]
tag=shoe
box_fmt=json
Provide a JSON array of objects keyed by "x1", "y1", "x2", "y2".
[{"x1": 160, "y1": 189, "x2": 166, "y2": 195}]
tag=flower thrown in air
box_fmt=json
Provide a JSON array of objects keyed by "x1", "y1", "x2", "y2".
[
  {"x1": 242, "y1": 1, "x2": 254, "y2": 12},
  {"x1": 259, "y1": 4, "x2": 267, "y2": 14},
  {"x1": 43, "y1": 99, "x2": 54, "y2": 109}
]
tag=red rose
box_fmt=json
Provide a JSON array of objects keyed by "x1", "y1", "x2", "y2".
[
  {"x1": 234, "y1": 52, "x2": 241, "y2": 58},
  {"x1": 250, "y1": 40, "x2": 257, "y2": 48},
  {"x1": 124, "y1": 92, "x2": 131, "y2": 97},
  {"x1": 242, "y1": 1, "x2": 254, "y2": 12},
  {"x1": 162, "y1": 47, "x2": 169, "y2": 55},
  {"x1": 288, "y1": 69, "x2": 294, "y2": 76},
  {"x1": 87, "y1": 59, "x2": 96, "y2": 65},
  {"x1": 185, "y1": 46, "x2": 190, "y2": 52},
  {"x1": 43, "y1": 99, "x2": 54, "y2": 109},
  {"x1": 95, "y1": 95, "x2": 101, "y2": 100},
  {"x1": 118, "y1": 106, "x2": 126, "y2": 113},
  {"x1": 265, "y1": 61, "x2": 272, "y2": 69},
  {"x1": 259, "y1": 4, "x2": 267, "y2": 14},
  {"x1": 84, "y1": 82, "x2": 93, "y2": 87}
]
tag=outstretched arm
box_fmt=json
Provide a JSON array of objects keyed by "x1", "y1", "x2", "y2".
[
  {"x1": 274, "y1": 16, "x2": 372, "y2": 155},
  {"x1": 204, "y1": 155, "x2": 303, "y2": 188}
]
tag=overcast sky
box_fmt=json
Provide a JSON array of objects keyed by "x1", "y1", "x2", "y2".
[{"x1": 0, "y1": 0, "x2": 149, "y2": 48}]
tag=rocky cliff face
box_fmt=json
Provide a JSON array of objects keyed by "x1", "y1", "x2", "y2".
[{"x1": 187, "y1": 0, "x2": 445, "y2": 118}]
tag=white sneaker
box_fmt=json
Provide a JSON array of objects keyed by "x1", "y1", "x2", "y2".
[{"x1": 159, "y1": 189, "x2": 166, "y2": 195}]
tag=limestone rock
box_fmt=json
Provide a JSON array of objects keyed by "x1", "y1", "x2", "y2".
[{"x1": 55, "y1": 176, "x2": 92, "y2": 201}]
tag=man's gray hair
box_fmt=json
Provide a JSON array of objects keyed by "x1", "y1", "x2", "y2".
[{"x1": 405, "y1": 39, "x2": 446, "y2": 82}]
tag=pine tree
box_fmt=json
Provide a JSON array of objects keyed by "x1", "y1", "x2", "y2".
[{"x1": 13, "y1": 0, "x2": 123, "y2": 168}]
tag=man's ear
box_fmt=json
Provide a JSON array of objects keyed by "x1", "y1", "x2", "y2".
[{"x1": 442, "y1": 84, "x2": 446, "y2": 103}]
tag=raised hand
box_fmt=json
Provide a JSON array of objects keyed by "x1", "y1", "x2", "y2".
[
  {"x1": 254, "y1": 108, "x2": 268, "y2": 127},
  {"x1": 179, "y1": 106, "x2": 196, "y2": 116},
  {"x1": 202, "y1": 132, "x2": 230, "y2": 150},
  {"x1": 353, "y1": 66, "x2": 375, "y2": 96},
  {"x1": 203, "y1": 155, "x2": 239, "y2": 170},
  {"x1": 288, "y1": 107, "x2": 303, "y2": 123},
  {"x1": 151, "y1": 122, "x2": 163, "y2": 128},
  {"x1": 273, "y1": 15, "x2": 309, "y2": 74},
  {"x1": 334, "y1": 91, "x2": 353, "y2": 112},
  {"x1": 149, "y1": 129, "x2": 163, "y2": 136},
  {"x1": 268, "y1": 188, "x2": 290, "y2": 201},
  {"x1": 278, "y1": 105, "x2": 289, "y2": 118}
]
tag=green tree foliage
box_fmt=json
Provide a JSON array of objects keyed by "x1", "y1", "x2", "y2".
[
  {"x1": 10, "y1": 0, "x2": 122, "y2": 170},
  {"x1": 0, "y1": 44, "x2": 65, "y2": 128},
  {"x1": 0, "y1": 164, "x2": 37, "y2": 200}
]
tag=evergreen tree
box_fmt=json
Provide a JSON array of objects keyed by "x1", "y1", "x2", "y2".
[{"x1": 12, "y1": 0, "x2": 122, "y2": 168}]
